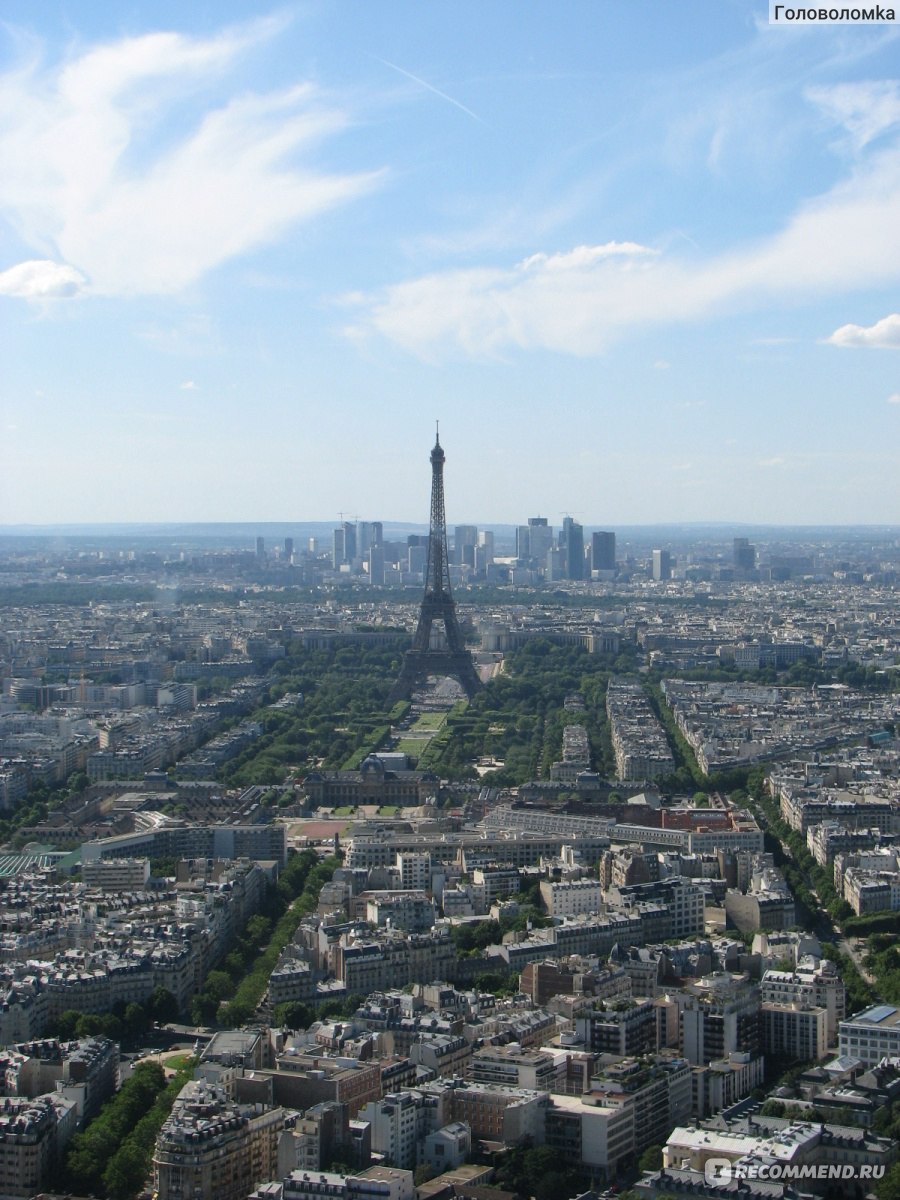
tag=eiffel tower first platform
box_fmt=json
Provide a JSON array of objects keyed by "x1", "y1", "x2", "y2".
[{"x1": 388, "y1": 430, "x2": 483, "y2": 703}]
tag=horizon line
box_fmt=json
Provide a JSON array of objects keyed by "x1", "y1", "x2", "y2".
[{"x1": 2, "y1": 520, "x2": 900, "y2": 533}]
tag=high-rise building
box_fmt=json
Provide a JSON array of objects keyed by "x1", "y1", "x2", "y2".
[
  {"x1": 408, "y1": 545, "x2": 426, "y2": 576},
  {"x1": 516, "y1": 525, "x2": 531, "y2": 561},
  {"x1": 733, "y1": 537, "x2": 756, "y2": 571},
  {"x1": 528, "y1": 517, "x2": 553, "y2": 565},
  {"x1": 342, "y1": 522, "x2": 357, "y2": 562},
  {"x1": 357, "y1": 522, "x2": 374, "y2": 557},
  {"x1": 546, "y1": 546, "x2": 564, "y2": 581},
  {"x1": 563, "y1": 517, "x2": 584, "y2": 581},
  {"x1": 652, "y1": 549, "x2": 672, "y2": 581},
  {"x1": 332, "y1": 527, "x2": 346, "y2": 569},
  {"x1": 454, "y1": 525, "x2": 478, "y2": 567},
  {"x1": 371, "y1": 521, "x2": 384, "y2": 548},
  {"x1": 333, "y1": 523, "x2": 358, "y2": 567},
  {"x1": 368, "y1": 544, "x2": 385, "y2": 586},
  {"x1": 284, "y1": 537, "x2": 294, "y2": 562},
  {"x1": 255, "y1": 537, "x2": 265, "y2": 561},
  {"x1": 592, "y1": 531, "x2": 616, "y2": 573},
  {"x1": 477, "y1": 530, "x2": 494, "y2": 565}
]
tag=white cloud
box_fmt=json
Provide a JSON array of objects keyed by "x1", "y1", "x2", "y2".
[
  {"x1": 519, "y1": 243, "x2": 657, "y2": 272},
  {"x1": 807, "y1": 81, "x2": 900, "y2": 150},
  {"x1": 180, "y1": 380, "x2": 198, "y2": 390},
  {"x1": 889, "y1": 392, "x2": 900, "y2": 404},
  {"x1": 0, "y1": 20, "x2": 383, "y2": 297},
  {"x1": 758, "y1": 457, "x2": 786, "y2": 468},
  {"x1": 827, "y1": 313, "x2": 900, "y2": 348},
  {"x1": 350, "y1": 138, "x2": 900, "y2": 359},
  {"x1": 0, "y1": 258, "x2": 86, "y2": 298}
]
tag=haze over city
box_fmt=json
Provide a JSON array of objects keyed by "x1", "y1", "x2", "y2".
[{"x1": 1, "y1": 1, "x2": 899, "y2": 526}]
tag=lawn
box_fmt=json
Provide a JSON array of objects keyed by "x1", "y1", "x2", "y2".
[
  {"x1": 394, "y1": 739, "x2": 424, "y2": 759},
  {"x1": 410, "y1": 712, "x2": 447, "y2": 730}
]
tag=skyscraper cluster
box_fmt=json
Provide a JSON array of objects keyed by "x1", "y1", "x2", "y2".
[{"x1": 516, "y1": 517, "x2": 616, "y2": 581}]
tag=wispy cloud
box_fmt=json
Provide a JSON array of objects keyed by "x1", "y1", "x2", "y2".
[
  {"x1": 889, "y1": 392, "x2": 900, "y2": 404},
  {"x1": 827, "y1": 312, "x2": 900, "y2": 348},
  {"x1": 0, "y1": 18, "x2": 383, "y2": 298},
  {"x1": 349, "y1": 132, "x2": 900, "y2": 357},
  {"x1": 807, "y1": 81, "x2": 900, "y2": 150}
]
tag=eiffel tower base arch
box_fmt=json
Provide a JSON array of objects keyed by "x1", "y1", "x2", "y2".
[{"x1": 388, "y1": 648, "x2": 483, "y2": 704}]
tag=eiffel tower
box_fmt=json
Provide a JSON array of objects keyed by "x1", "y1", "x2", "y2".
[{"x1": 388, "y1": 429, "x2": 483, "y2": 702}]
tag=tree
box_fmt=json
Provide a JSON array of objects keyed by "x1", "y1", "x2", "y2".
[
  {"x1": 191, "y1": 993, "x2": 219, "y2": 1026},
  {"x1": 534, "y1": 1171, "x2": 575, "y2": 1200},
  {"x1": 274, "y1": 1001, "x2": 314, "y2": 1029},
  {"x1": 66, "y1": 770, "x2": 89, "y2": 795},
  {"x1": 56, "y1": 1009, "x2": 81, "y2": 1040},
  {"x1": 124, "y1": 1002, "x2": 149, "y2": 1036},
  {"x1": 148, "y1": 986, "x2": 179, "y2": 1025},
  {"x1": 639, "y1": 1145, "x2": 664, "y2": 1172},
  {"x1": 877, "y1": 1163, "x2": 900, "y2": 1200},
  {"x1": 104, "y1": 1140, "x2": 151, "y2": 1200},
  {"x1": 245, "y1": 914, "x2": 272, "y2": 946},
  {"x1": 204, "y1": 970, "x2": 233, "y2": 1003},
  {"x1": 76, "y1": 1012, "x2": 121, "y2": 1038}
]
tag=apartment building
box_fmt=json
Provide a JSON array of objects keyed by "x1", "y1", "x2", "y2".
[{"x1": 154, "y1": 1081, "x2": 287, "y2": 1200}]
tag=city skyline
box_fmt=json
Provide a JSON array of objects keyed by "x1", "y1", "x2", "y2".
[{"x1": 1, "y1": 2, "x2": 899, "y2": 526}]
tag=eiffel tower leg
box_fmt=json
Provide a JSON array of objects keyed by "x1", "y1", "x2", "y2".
[
  {"x1": 454, "y1": 656, "x2": 483, "y2": 698},
  {"x1": 387, "y1": 659, "x2": 420, "y2": 704}
]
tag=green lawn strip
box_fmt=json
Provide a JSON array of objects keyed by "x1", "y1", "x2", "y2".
[
  {"x1": 341, "y1": 723, "x2": 391, "y2": 768},
  {"x1": 394, "y1": 738, "x2": 425, "y2": 760},
  {"x1": 410, "y1": 712, "x2": 447, "y2": 730}
]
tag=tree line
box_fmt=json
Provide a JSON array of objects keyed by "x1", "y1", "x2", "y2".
[
  {"x1": 190, "y1": 848, "x2": 340, "y2": 1027},
  {"x1": 58, "y1": 1055, "x2": 195, "y2": 1200}
]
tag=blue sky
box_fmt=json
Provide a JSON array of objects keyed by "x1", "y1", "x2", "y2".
[{"x1": 1, "y1": 1, "x2": 898, "y2": 526}]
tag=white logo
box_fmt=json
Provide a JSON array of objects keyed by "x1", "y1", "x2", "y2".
[
  {"x1": 704, "y1": 1158, "x2": 733, "y2": 1184},
  {"x1": 703, "y1": 1159, "x2": 885, "y2": 1184}
]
